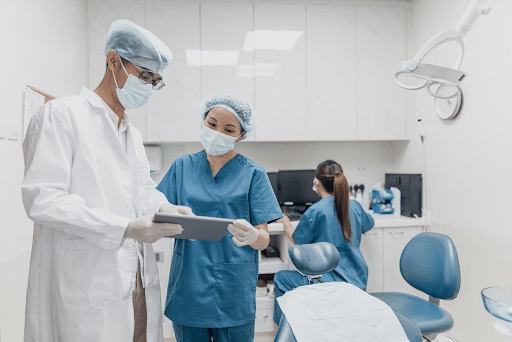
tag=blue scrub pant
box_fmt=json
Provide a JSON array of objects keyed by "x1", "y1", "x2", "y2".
[
  {"x1": 273, "y1": 270, "x2": 343, "y2": 324},
  {"x1": 173, "y1": 321, "x2": 254, "y2": 342}
]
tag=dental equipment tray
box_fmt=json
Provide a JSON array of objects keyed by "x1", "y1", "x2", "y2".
[
  {"x1": 154, "y1": 213, "x2": 233, "y2": 241},
  {"x1": 371, "y1": 189, "x2": 395, "y2": 215}
]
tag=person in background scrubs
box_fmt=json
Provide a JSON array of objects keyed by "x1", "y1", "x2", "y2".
[
  {"x1": 157, "y1": 92, "x2": 282, "y2": 342},
  {"x1": 21, "y1": 20, "x2": 192, "y2": 342},
  {"x1": 273, "y1": 160, "x2": 375, "y2": 325}
]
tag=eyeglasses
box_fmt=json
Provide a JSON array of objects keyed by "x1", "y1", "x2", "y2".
[{"x1": 132, "y1": 63, "x2": 165, "y2": 90}]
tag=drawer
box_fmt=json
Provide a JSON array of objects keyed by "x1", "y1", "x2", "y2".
[{"x1": 255, "y1": 308, "x2": 277, "y2": 333}]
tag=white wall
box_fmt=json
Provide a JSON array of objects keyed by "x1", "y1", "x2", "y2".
[
  {"x1": 0, "y1": 0, "x2": 89, "y2": 340},
  {"x1": 152, "y1": 141, "x2": 396, "y2": 192},
  {"x1": 392, "y1": 0, "x2": 512, "y2": 340}
]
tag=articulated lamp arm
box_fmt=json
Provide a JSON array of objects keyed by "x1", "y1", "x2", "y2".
[{"x1": 394, "y1": 0, "x2": 491, "y2": 99}]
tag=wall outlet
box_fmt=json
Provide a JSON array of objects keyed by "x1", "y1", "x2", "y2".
[
  {"x1": 0, "y1": 120, "x2": 6, "y2": 139},
  {"x1": 8, "y1": 121, "x2": 20, "y2": 141},
  {"x1": 155, "y1": 252, "x2": 164, "y2": 263}
]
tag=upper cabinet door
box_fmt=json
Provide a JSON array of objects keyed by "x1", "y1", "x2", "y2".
[
  {"x1": 307, "y1": 5, "x2": 357, "y2": 141},
  {"x1": 357, "y1": 6, "x2": 407, "y2": 140},
  {"x1": 254, "y1": 4, "x2": 307, "y2": 142},
  {"x1": 88, "y1": 0, "x2": 147, "y2": 139},
  {"x1": 145, "y1": 1, "x2": 201, "y2": 143},
  {"x1": 200, "y1": 2, "x2": 254, "y2": 106}
]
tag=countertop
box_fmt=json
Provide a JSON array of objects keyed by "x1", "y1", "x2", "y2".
[{"x1": 268, "y1": 213, "x2": 425, "y2": 234}]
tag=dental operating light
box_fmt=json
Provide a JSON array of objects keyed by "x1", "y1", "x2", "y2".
[{"x1": 394, "y1": 0, "x2": 491, "y2": 99}]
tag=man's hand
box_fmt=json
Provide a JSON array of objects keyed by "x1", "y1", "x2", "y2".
[
  {"x1": 159, "y1": 203, "x2": 195, "y2": 216},
  {"x1": 125, "y1": 214, "x2": 183, "y2": 243}
]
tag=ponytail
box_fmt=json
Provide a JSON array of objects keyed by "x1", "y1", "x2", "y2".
[
  {"x1": 315, "y1": 160, "x2": 352, "y2": 243},
  {"x1": 333, "y1": 173, "x2": 352, "y2": 243}
]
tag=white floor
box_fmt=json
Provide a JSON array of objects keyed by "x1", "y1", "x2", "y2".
[
  {"x1": 254, "y1": 332, "x2": 278, "y2": 342},
  {"x1": 165, "y1": 332, "x2": 277, "y2": 342}
]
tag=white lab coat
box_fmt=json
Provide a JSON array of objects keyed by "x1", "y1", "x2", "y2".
[{"x1": 21, "y1": 88, "x2": 168, "y2": 342}]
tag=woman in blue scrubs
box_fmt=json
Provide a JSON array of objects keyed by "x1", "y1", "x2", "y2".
[
  {"x1": 273, "y1": 160, "x2": 374, "y2": 324},
  {"x1": 157, "y1": 93, "x2": 282, "y2": 342}
]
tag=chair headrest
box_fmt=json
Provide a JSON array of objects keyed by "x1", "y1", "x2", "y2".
[
  {"x1": 400, "y1": 232, "x2": 461, "y2": 300},
  {"x1": 288, "y1": 242, "x2": 340, "y2": 276}
]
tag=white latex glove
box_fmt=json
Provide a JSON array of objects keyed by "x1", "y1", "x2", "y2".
[
  {"x1": 159, "y1": 203, "x2": 195, "y2": 216},
  {"x1": 228, "y1": 219, "x2": 259, "y2": 247},
  {"x1": 125, "y1": 214, "x2": 183, "y2": 243}
]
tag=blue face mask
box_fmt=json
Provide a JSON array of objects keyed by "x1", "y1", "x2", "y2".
[
  {"x1": 199, "y1": 126, "x2": 240, "y2": 156},
  {"x1": 112, "y1": 58, "x2": 153, "y2": 109}
]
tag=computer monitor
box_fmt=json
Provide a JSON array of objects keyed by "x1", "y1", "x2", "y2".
[
  {"x1": 267, "y1": 172, "x2": 280, "y2": 203},
  {"x1": 279, "y1": 170, "x2": 318, "y2": 206}
]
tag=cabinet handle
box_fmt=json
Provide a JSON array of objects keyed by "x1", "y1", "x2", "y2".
[
  {"x1": 388, "y1": 231, "x2": 404, "y2": 235},
  {"x1": 256, "y1": 315, "x2": 268, "y2": 320},
  {"x1": 364, "y1": 232, "x2": 378, "y2": 236}
]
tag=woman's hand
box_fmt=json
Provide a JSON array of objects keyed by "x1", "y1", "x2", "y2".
[{"x1": 228, "y1": 219, "x2": 259, "y2": 247}]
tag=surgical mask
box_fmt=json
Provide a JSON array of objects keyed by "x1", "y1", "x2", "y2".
[
  {"x1": 312, "y1": 184, "x2": 319, "y2": 195},
  {"x1": 199, "y1": 126, "x2": 240, "y2": 156},
  {"x1": 112, "y1": 59, "x2": 153, "y2": 109}
]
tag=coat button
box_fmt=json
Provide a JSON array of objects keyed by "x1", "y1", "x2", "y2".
[
  {"x1": 124, "y1": 200, "x2": 131, "y2": 208},
  {"x1": 122, "y1": 164, "x2": 129, "y2": 170}
]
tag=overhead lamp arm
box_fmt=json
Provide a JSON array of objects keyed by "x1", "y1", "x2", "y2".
[{"x1": 394, "y1": 0, "x2": 491, "y2": 99}]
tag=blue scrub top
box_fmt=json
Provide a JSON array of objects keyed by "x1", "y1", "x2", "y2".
[
  {"x1": 157, "y1": 151, "x2": 282, "y2": 328},
  {"x1": 292, "y1": 197, "x2": 374, "y2": 290}
]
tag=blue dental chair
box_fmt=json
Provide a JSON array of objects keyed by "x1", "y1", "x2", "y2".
[
  {"x1": 274, "y1": 242, "x2": 423, "y2": 342},
  {"x1": 370, "y1": 232, "x2": 461, "y2": 341}
]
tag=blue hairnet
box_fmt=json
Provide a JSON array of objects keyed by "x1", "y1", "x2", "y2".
[
  {"x1": 104, "y1": 19, "x2": 172, "y2": 75},
  {"x1": 199, "y1": 93, "x2": 257, "y2": 139}
]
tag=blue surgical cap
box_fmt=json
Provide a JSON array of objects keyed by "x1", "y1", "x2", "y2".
[
  {"x1": 104, "y1": 19, "x2": 172, "y2": 75},
  {"x1": 199, "y1": 93, "x2": 257, "y2": 139}
]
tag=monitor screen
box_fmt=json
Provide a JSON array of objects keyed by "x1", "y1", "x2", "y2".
[
  {"x1": 279, "y1": 170, "x2": 319, "y2": 205},
  {"x1": 267, "y1": 172, "x2": 279, "y2": 202}
]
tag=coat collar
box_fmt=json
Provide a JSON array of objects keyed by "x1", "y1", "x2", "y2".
[{"x1": 80, "y1": 87, "x2": 131, "y2": 122}]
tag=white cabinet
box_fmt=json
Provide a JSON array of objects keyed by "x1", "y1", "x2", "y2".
[
  {"x1": 88, "y1": 2, "x2": 408, "y2": 142},
  {"x1": 357, "y1": 6, "x2": 407, "y2": 140},
  {"x1": 253, "y1": 4, "x2": 307, "y2": 142},
  {"x1": 200, "y1": 2, "x2": 254, "y2": 106},
  {"x1": 306, "y1": 5, "x2": 358, "y2": 141},
  {"x1": 359, "y1": 227, "x2": 384, "y2": 292},
  {"x1": 145, "y1": 1, "x2": 201, "y2": 143},
  {"x1": 361, "y1": 226, "x2": 421, "y2": 295},
  {"x1": 383, "y1": 227, "x2": 421, "y2": 294}
]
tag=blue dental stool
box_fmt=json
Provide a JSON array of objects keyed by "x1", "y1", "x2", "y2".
[{"x1": 274, "y1": 242, "x2": 423, "y2": 342}]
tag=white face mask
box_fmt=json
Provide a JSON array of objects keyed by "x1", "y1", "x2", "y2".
[
  {"x1": 312, "y1": 184, "x2": 319, "y2": 195},
  {"x1": 112, "y1": 58, "x2": 153, "y2": 109},
  {"x1": 199, "y1": 126, "x2": 240, "y2": 156}
]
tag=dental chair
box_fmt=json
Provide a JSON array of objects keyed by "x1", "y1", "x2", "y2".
[
  {"x1": 370, "y1": 232, "x2": 461, "y2": 341},
  {"x1": 274, "y1": 242, "x2": 423, "y2": 342}
]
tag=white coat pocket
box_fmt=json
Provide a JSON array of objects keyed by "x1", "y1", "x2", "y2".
[{"x1": 56, "y1": 238, "x2": 117, "y2": 305}]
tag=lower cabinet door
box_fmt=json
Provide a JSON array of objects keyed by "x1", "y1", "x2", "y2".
[
  {"x1": 360, "y1": 228, "x2": 384, "y2": 292},
  {"x1": 255, "y1": 308, "x2": 277, "y2": 333},
  {"x1": 383, "y1": 227, "x2": 421, "y2": 295}
]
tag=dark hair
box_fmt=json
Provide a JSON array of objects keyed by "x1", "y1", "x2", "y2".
[{"x1": 315, "y1": 160, "x2": 352, "y2": 242}]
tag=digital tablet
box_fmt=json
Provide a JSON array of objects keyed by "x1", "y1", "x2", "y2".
[{"x1": 153, "y1": 213, "x2": 234, "y2": 241}]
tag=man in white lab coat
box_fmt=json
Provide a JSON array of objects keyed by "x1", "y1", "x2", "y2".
[{"x1": 21, "y1": 20, "x2": 190, "y2": 342}]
